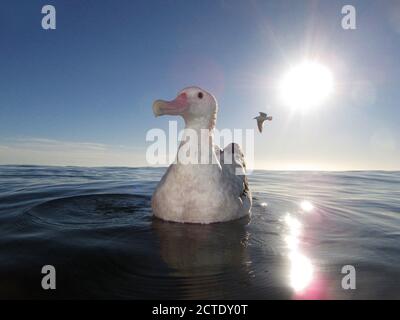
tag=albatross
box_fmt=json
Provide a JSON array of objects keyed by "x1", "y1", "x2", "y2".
[{"x1": 151, "y1": 86, "x2": 251, "y2": 224}]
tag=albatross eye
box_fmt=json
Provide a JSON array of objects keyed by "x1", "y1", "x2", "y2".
[{"x1": 197, "y1": 92, "x2": 203, "y2": 99}]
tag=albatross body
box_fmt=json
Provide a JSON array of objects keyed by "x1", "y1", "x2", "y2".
[{"x1": 151, "y1": 87, "x2": 251, "y2": 224}]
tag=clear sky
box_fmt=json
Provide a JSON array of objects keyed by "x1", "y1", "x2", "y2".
[{"x1": 0, "y1": 0, "x2": 399, "y2": 170}]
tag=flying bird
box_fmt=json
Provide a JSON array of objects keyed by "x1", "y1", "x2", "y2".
[
  {"x1": 254, "y1": 112, "x2": 273, "y2": 133},
  {"x1": 151, "y1": 86, "x2": 252, "y2": 224}
]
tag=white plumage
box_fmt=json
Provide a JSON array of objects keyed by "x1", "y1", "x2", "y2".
[{"x1": 151, "y1": 86, "x2": 252, "y2": 224}]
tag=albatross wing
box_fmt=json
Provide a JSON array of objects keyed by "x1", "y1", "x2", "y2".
[{"x1": 219, "y1": 143, "x2": 252, "y2": 215}]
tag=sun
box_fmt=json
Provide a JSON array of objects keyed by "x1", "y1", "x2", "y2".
[{"x1": 279, "y1": 61, "x2": 334, "y2": 110}]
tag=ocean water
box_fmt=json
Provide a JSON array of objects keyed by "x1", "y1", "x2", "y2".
[{"x1": 0, "y1": 165, "x2": 399, "y2": 299}]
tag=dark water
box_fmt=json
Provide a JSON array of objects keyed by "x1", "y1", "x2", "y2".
[{"x1": 0, "y1": 165, "x2": 399, "y2": 299}]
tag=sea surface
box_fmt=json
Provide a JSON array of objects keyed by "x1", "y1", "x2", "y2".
[{"x1": 0, "y1": 165, "x2": 399, "y2": 299}]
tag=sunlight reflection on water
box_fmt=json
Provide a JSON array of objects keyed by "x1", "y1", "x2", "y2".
[
  {"x1": 300, "y1": 200, "x2": 314, "y2": 212},
  {"x1": 284, "y1": 212, "x2": 314, "y2": 294}
]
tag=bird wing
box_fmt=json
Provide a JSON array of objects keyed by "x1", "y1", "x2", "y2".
[
  {"x1": 219, "y1": 143, "x2": 250, "y2": 201},
  {"x1": 257, "y1": 118, "x2": 264, "y2": 133}
]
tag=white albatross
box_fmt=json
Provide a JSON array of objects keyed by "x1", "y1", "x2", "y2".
[{"x1": 151, "y1": 86, "x2": 252, "y2": 224}]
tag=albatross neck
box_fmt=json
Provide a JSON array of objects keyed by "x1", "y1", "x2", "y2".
[
  {"x1": 175, "y1": 113, "x2": 218, "y2": 165},
  {"x1": 184, "y1": 112, "x2": 217, "y2": 132}
]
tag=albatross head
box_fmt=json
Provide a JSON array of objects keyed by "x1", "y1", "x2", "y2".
[{"x1": 153, "y1": 86, "x2": 217, "y2": 129}]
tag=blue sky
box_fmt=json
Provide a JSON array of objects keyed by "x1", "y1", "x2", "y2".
[{"x1": 0, "y1": 0, "x2": 399, "y2": 169}]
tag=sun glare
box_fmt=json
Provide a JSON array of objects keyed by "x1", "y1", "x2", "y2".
[
  {"x1": 279, "y1": 61, "x2": 333, "y2": 110},
  {"x1": 300, "y1": 200, "x2": 314, "y2": 212}
]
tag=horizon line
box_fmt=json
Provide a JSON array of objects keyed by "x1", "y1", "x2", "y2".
[{"x1": 0, "y1": 163, "x2": 399, "y2": 173}]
